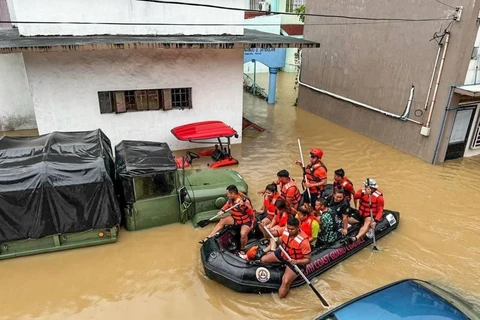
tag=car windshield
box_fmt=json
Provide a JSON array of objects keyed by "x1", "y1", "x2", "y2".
[{"x1": 318, "y1": 280, "x2": 474, "y2": 320}]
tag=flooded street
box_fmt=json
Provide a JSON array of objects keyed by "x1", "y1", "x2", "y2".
[{"x1": 1, "y1": 72, "x2": 480, "y2": 319}]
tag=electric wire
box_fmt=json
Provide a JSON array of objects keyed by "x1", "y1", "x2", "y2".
[
  {"x1": 434, "y1": 0, "x2": 456, "y2": 9},
  {"x1": 136, "y1": 0, "x2": 454, "y2": 22}
]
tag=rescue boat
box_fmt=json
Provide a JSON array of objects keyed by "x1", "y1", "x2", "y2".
[{"x1": 200, "y1": 210, "x2": 400, "y2": 294}]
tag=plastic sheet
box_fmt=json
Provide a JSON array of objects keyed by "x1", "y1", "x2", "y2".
[
  {"x1": 115, "y1": 140, "x2": 177, "y2": 204},
  {"x1": 0, "y1": 129, "x2": 121, "y2": 243}
]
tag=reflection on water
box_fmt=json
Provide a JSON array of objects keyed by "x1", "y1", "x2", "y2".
[{"x1": 1, "y1": 73, "x2": 480, "y2": 319}]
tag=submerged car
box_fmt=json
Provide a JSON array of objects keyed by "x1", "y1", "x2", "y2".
[{"x1": 316, "y1": 279, "x2": 478, "y2": 320}]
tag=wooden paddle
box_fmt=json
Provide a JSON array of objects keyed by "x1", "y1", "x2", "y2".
[
  {"x1": 196, "y1": 203, "x2": 240, "y2": 228},
  {"x1": 263, "y1": 226, "x2": 330, "y2": 308},
  {"x1": 368, "y1": 194, "x2": 379, "y2": 251}
]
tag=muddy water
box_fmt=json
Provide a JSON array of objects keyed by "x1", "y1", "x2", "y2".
[{"x1": 1, "y1": 72, "x2": 480, "y2": 319}]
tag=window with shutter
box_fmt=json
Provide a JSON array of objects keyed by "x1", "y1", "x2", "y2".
[
  {"x1": 98, "y1": 87, "x2": 191, "y2": 113},
  {"x1": 135, "y1": 90, "x2": 148, "y2": 110},
  {"x1": 113, "y1": 92, "x2": 127, "y2": 113},
  {"x1": 98, "y1": 92, "x2": 113, "y2": 114}
]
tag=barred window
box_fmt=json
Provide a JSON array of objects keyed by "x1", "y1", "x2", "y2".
[{"x1": 98, "y1": 87, "x2": 192, "y2": 114}]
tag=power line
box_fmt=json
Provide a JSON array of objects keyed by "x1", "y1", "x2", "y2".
[
  {"x1": 137, "y1": 0, "x2": 453, "y2": 22},
  {"x1": 0, "y1": 18, "x2": 454, "y2": 28},
  {"x1": 434, "y1": 0, "x2": 456, "y2": 9}
]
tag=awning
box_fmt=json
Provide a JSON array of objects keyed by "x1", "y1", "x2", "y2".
[
  {"x1": 454, "y1": 84, "x2": 480, "y2": 97},
  {"x1": 0, "y1": 28, "x2": 320, "y2": 54}
]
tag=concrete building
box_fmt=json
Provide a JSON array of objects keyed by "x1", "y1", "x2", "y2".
[
  {"x1": 298, "y1": 1, "x2": 480, "y2": 164},
  {"x1": 0, "y1": 0, "x2": 318, "y2": 149}
]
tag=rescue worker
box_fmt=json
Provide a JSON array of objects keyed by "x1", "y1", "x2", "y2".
[
  {"x1": 297, "y1": 206, "x2": 319, "y2": 246},
  {"x1": 276, "y1": 170, "x2": 302, "y2": 210},
  {"x1": 261, "y1": 217, "x2": 312, "y2": 298},
  {"x1": 325, "y1": 188, "x2": 351, "y2": 236},
  {"x1": 316, "y1": 198, "x2": 341, "y2": 246},
  {"x1": 348, "y1": 178, "x2": 385, "y2": 243},
  {"x1": 333, "y1": 168, "x2": 355, "y2": 206},
  {"x1": 260, "y1": 198, "x2": 294, "y2": 251},
  {"x1": 295, "y1": 148, "x2": 327, "y2": 207},
  {"x1": 202, "y1": 185, "x2": 255, "y2": 259},
  {"x1": 259, "y1": 183, "x2": 280, "y2": 226}
]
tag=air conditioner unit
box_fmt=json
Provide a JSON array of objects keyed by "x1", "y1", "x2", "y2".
[{"x1": 259, "y1": 1, "x2": 270, "y2": 12}]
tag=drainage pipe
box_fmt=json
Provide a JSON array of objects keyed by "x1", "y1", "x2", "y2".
[
  {"x1": 424, "y1": 45, "x2": 443, "y2": 111},
  {"x1": 297, "y1": 51, "x2": 423, "y2": 125},
  {"x1": 426, "y1": 32, "x2": 450, "y2": 128},
  {"x1": 431, "y1": 85, "x2": 455, "y2": 164}
]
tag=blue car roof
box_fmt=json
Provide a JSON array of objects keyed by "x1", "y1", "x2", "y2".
[{"x1": 317, "y1": 279, "x2": 470, "y2": 320}]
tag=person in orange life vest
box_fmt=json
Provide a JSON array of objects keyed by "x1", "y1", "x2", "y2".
[
  {"x1": 276, "y1": 169, "x2": 302, "y2": 210},
  {"x1": 348, "y1": 178, "x2": 384, "y2": 243},
  {"x1": 325, "y1": 187, "x2": 351, "y2": 236},
  {"x1": 261, "y1": 216, "x2": 312, "y2": 298},
  {"x1": 259, "y1": 183, "x2": 280, "y2": 227},
  {"x1": 296, "y1": 206, "x2": 319, "y2": 246},
  {"x1": 259, "y1": 198, "x2": 294, "y2": 251},
  {"x1": 295, "y1": 148, "x2": 327, "y2": 207},
  {"x1": 203, "y1": 185, "x2": 255, "y2": 259},
  {"x1": 333, "y1": 168, "x2": 355, "y2": 207}
]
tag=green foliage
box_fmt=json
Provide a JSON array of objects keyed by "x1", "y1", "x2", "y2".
[{"x1": 294, "y1": 5, "x2": 305, "y2": 23}]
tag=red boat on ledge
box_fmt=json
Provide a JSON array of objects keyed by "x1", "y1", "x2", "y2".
[{"x1": 171, "y1": 121, "x2": 240, "y2": 169}]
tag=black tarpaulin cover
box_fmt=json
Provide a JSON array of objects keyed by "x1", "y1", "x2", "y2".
[
  {"x1": 115, "y1": 140, "x2": 177, "y2": 204},
  {"x1": 0, "y1": 129, "x2": 121, "y2": 243}
]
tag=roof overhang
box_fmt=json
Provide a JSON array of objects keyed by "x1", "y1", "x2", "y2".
[
  {"x1": 454, "y1": 84, "x2": 480, "y2": 97},
  {"x1": 0, "y1": 28, "x2": 320, "y2": 54}
]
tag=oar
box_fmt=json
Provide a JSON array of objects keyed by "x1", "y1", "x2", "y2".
[
  {"x1": 297, "y1": 139, "x2": 311, "y2": 201},
  {"x1": 196, "y1": 203, "x2": 240, "y2": 228},
  {"x1": 368, "y1": 194, "x2": 379, "y2": 251},
  {"x1": 263, "y1": 225, "x2": 329, "y2": 308}
]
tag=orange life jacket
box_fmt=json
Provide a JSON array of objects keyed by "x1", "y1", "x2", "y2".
[
  {"x1": 299, "y1": 215, "x2": 315, "y2": 237},
  {"x1": 264, "y1": 193, "x2": 280, "y2": 220},
  {"x1": 333, "y1": 177, "x2": 354, "y2": 201},
  {"x1": 275, "y1": 209, "x2": 291, "y2": 227},
  {"x1": 280, "y1": 229, "x2": 310, "y2": 260},
  {"x1": 358, "y1": 190, "x2": 383, "y2": 220},
  {"x1": 305, "y1": 161, "x2": 328, "y2": 193},
  {"x1": 280, "y1": 180, "x2": 302, "y2": 208},
  {"x1": 225, "y1": 196, "x2": 254, "y2": 225}
]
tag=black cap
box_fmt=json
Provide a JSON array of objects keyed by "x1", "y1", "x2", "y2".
[{"x1": 277, "y1": 169, "x2": 290, "y2": 178}]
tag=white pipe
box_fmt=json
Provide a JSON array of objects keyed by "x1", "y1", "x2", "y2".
[
  {"x1": 426, "y1": 33, "x2": 450, "y2": 128},
  {"x1": 424, "y1": 46, "x2": 442, "y2": 111},
  {"x1": 401, "y1": 85, "x2": 415, "y2": 119},
  {"x1": 297, "y1": 51, "x2": 423, "y2": 125}
]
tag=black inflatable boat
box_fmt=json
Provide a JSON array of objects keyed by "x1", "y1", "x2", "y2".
[{"x1": 201, "y1": 210, "x2": 400, "y2": 293}]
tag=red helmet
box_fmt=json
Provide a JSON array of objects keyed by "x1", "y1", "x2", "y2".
[
  {"x1": 310, "y1": 148, "x2": 323, "y2": 159},
  {"x1": 246, "y1": 246, "x2": 259, "y2": 260}
]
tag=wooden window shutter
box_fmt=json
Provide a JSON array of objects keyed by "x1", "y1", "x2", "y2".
[
  {"x1": 162, "y1": 89, "x2": 172, "y2": 110},
  {"x1": 113, "y1": 92, "x2": 127, "y2": 113},
  {"x1": 135, "y1": 90, "x2": 148, "y2": 110},
  {"x1": 147, "y1": 90, "x2": 160, "y2": 110},
  {"x1": 98, "y1": 92, "x2": 113, "y2": 114}
]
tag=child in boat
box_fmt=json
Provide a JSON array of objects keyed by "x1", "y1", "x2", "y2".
[{"x1": 258, "y1": 183, "x2": 280, "y2": 227}]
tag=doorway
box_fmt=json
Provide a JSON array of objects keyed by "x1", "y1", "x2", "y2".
[{"x1": 445, "y1": 105, "x2": 477, "y2": 160}]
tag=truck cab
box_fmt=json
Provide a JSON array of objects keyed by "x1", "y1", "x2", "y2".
[{"x1": 115, "y1": 140, "x2": 248, "y2": 231}]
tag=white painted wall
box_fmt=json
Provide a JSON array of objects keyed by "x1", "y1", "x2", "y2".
[
  {"x1": 243, "y1": 14, "x2": 281, "y2": 74},
  {"x1": 23, "y1": 49, "x2": 244, "y2": 150},
  {"x1": 11, "y1": 0, "x2": 245, "y2": 36},
  {"x1": 0, "y1": 53, "x2": 36, "y2": 131}
]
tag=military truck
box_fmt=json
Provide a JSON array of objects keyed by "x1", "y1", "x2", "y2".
[
  {"x1": 0, "y1": 130, "x2": 121, "y2": 260},
  {"x1": 115, "y1": 140, "x2": 248, "y2": 230}
]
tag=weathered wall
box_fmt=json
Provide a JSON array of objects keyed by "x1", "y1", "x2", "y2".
[
  {"x1": 299, "y1": 0, "x2": 480, "y2": 164},
  {"x1": 11, "y1": 0, "x2": 245, "y2": 36},
  {"x1": 23, "y1": 49, "x2": 244, "y2": 150},
  {"x1": 0, "y1": 53, "x2": 36, "y2": 131}
]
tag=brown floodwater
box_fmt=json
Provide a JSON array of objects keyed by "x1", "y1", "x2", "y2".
[{"x1": 1, "y1": 72, "x2": 479, "y2": 319}]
